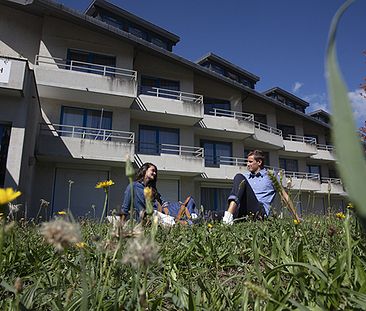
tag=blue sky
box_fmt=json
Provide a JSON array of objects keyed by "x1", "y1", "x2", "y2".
[{"x1": 60, "y1": 0, "x2": 366, "y2": 127}]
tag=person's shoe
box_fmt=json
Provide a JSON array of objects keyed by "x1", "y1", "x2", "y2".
[{"x1": 222, "y1": 211, "x2": 234, "y2": 225}]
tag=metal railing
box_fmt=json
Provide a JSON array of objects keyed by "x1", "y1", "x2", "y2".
[
  {"x1": 321, "y1": 177, "x2": 342, "y2": 185},
  {"x1": 217, "y1": 156, "x2": 247, "y2": 166},
  {"x1": 40, "y1": 123, "x2": 135, "y2": 143},
  {"x1": 35, "y1": 55, "x2": 137, "y2": 80},
  {"x1": 208, "y1": 108, "x2": 254, "y2": 122},
  {"x1": 138, "y1": 142, "x2": 203, "y2": 158},
  {"x1": 140, "y1": 86, "x2": 203, "y2": 104},
  {"x1": 286, "y1": 134, "x2": 317, "y2": 144},
  {"x1": 254, "y1": 121, "x2": 283, "y2": 136},
  {"x1": 317, "y1": 144, "x2": 335, "y2": 151},
  {"x1": 284, "y1": 171, "x2": 320, "y2": 180}
]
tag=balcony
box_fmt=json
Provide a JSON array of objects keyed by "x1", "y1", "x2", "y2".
[
  {"x1": 283, "y1": 171, "x2": 321, "y2": 191},
  {"x1": 0, "y1": 57, "x2": 26, "y2": 96},
  {"x1": 311, "y1": 144, "x2": 336, "y2": 161},
  {"x1": 281, "y1": 135, "x2": 317, "y2": 157},
  {"x1": 34, "y1": 55, "x2": 137, "y2": 107},
  {"x1": 318, "y1": 177, "x2": 346, "y2": 195},
  {"x1": 248, "y1": 122, "x2": 283, "y2": 149},
  {"x1": 37, "y1": 123, "x2": 135, "y2": 164},
  {"x1": 202, "y1": 156, "x2": 247, "y2": 180},
  {"x1": 136, "y1": 143, "x2": 204, "y2": 175},
  {"x1": 196, "y1": 109, "x2": 254, "y2": 139},
  {"x1": 132, "y1": 87, "x2": 203, "y2": 125}
]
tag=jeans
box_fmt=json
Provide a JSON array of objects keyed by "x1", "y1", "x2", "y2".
[{"x1": 228, "y1": 174, "x2": 265, "y2": 219}]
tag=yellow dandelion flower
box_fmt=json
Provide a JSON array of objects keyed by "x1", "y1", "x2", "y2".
[
  {"x1": 143, "y1": 187, "x2": 153, "y2": 200},
  {"x1": 75, "y1": 242, "x2": 86, "y2": 249},
  {"x1": 95, "y1": 180, "x2": 115, "y2": 189},
  {"x1": 207, "y1": 223, "x2": 213, "y2": 229},
  {"x1": 293, "y1": 219, "x2": 301, "y2": 225},
  {"x1": 0, "y1": 188, "x2": 21, "y2": 205},
  {"x1": 336, "y1": 212, "x2": 346, "y2": 219},
  {"x1": 346, "y1": 203, "x2": 353, "y2": 209},
  {"x1": 57, "y1": 211, "x2": 67, "y2": 215}
]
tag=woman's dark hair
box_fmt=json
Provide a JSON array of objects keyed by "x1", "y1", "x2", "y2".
[{"x1": 135, "y1": 162, "x2": 158, "y2": 187}]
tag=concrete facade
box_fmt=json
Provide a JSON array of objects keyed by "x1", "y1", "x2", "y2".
[{"x1": 0, "y1": 0, "x2": 347, "y2": 219}]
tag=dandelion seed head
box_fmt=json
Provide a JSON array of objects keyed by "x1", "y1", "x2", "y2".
[
  {"x1": 40, "y1": 219, "x2": 81, "y2": 252},
  {"x1": 122, "y1": 237, "x2": 159, "y2": 268}
]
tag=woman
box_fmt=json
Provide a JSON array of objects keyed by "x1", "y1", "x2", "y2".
[
  {"x1": 121, "y1": 162, "x2": 197, "y2": 222},
  {"x1": 121, "y1": 162, "x2": 158, "y2": 220}
]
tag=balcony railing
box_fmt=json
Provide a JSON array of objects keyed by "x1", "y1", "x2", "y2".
[
  {"x1": 321, "y1": 177, "x2": 342, "y2": 185},
  {"x1": 35, "y1": 55, "x2": 137, "y2": 80},
  {"x1": 284, "y1": 171, "x2": 320, "y2": 180},
  {"x1": 140, "y1": 86, "x2": 203, "y2": 104},
  {"x1": 254, "y1": 121, "x2": 282, "y2": 136},
  {"x1": 317, "y1": 144, "x2": 335, "y2": 151},
  {"x1": 286, "y1": 134, "x2": 317, "y2": 144},
  {"x1": 40, "y1": 123, "x2": 135, "y2": 143},
  {"x1": 138, "y1": 142, "x2": 204, "y2": 157},
  {"x1": 217, "y1": 156, "x2": 247, "y2": 166},
  {"x1": 207, "y1": 108, "x2": 254, "y2": 122}
]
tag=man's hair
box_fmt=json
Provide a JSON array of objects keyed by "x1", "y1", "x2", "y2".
[
  {"x1": 135, "y1": 162, "x2": 158, "y2": 187},
  {"x1": 248, "y1": 150, "x2": 265, "y2": 168}
]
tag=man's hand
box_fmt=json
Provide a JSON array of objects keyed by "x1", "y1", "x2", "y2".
[{"x1": 222, "y1": 211, "x2": 234, "y2": 225}]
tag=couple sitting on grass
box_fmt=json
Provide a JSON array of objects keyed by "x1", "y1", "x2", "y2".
[{"x1": 122, "y1": 150, "x2": 293, "y2": 225}]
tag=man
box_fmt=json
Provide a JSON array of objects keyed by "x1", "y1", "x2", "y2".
[{"x1": 223, "y1": 150, "x2": 291, "y2": 224}]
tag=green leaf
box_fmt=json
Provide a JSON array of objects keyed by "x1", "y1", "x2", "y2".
[{"x1": 326, "y1": 0, "x2": 366, "y2": 218}]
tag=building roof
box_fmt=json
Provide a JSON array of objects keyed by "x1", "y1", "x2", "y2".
[
  {"x1": 308, "y1": 109, "x2": 330, "y2": 117},
  {"x1": 196, "y1": 52, "x2": 260, "y2": 82},
  {"x1": 84, "y1": 0, "x2": 180, "y2": 45},
  {"x1": 4, "y1": 0, "x2": 330, "y2": 129},
  {"x1": 263, "y1": 87, "x2": 309, "y2": 108}
]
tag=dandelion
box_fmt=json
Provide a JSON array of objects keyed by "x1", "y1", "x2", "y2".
[
  {"x1": 40, "y1": 199, "x2": 50, "y2": 208},
  {"x1": 0, "y1": 188, "x2": 21, "y2": 205},
  {"x1": 40, "y1": 219, "x2": 81, "y2": 252},
  {"x1": 75, "y1": 242, "x2": 86, "y2": 249},
  {"x1": 336, "y1": 212, "x2": 346, "y2": 219},
  {"x1": 346, "y1": 202, "x2": 354, "y2": 209},
  {"x1": 293, "y1": 219, "x2": 301, "y2": 225},
  {"x1": 57, "y1": 211, "x2": 67, "y2": 215},
  {"x1": 8, "y1": 202, "x2": 21, "y2": 214},
  {"x1": 207, "y1": 223, "x2": 213, "y2": 229},
  {"x1": 143, "y1": 187, "x2": 153, "y2": 200},
  {"x1": 95, "y1": 180, "x2": 114, "y2": 189},
  {"x1": 125, "y1": 157, "x2": 135, "y2": 178},
  {"x1": 286, "y1": 178, "x2": 292, "y2": 189},
  {"x1": 122, "y1": 237, "x2": 159, "y2": 269}
]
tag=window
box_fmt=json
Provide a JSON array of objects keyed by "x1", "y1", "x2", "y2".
[
  {"x1": 239, "y1": 76, "x2": 255, "y2": 89},
  {"x1": 201, "y1": 187, "x2": 231, "y2": 213},
  {"x1": 151, "y1": 37, "x2": 168, "y2": 50},
  {"x1": 253, "y1": 113, "x2": 267, "y2": 125},
  {"x1": 100, "y1": 14, "x2": 124, "y2": 30},
  {"x1": 307, "y1": 165, "x2": 321, "y2": 177},
  {"x1": 328, "y1": 169, "x2": 338, "y2": 178},
  {"x1": 279, "y1": 158, "x2": 298, "y2": 172},
  {"x1": 203, "y1": 98, "x2": 230, "y2": 115},
  {"x1": 211, "y1": 64, "x2": 225, "y2": 75},
  {"x1": 61, "y1": 107, "x2": 112, "y2": 139},
  {"x1": 277, "y1": 124, "x2": 296, "y2": 139},
  {"x1": 201, "y1": 140, "x2": 232, "y2": 167},
  {"x1": 67, "y1": 49, "x2": 116, "y2": 76},
  {"x1": 0, "y1": 124, "x2": 11, "y2": 187},
  {"x1": 128, "y1": 25, "x2": 148, "y2": 40},
  {"x1": 138, "y1": 125, "x2": 179, "y2": 155},
  {"x1": 140, "y1": 76, "x2": 180, "y2": 99}
]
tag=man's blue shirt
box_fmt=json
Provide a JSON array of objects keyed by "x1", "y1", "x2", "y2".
[{"x1": 244, "y1": 169, "x2": 276, "y2": 215}]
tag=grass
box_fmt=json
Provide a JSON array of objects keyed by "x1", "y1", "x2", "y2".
[{"x1": 0, "y1": 213, "x2": 365, "y2": 310}]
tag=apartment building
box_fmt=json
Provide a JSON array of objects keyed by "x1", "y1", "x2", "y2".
[{"x1": 0, "y1": 0, "x2": 346, "y2": 219}]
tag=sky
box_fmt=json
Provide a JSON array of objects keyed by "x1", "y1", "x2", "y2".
[{"x1": 60, "y1": 0, "x2": 366, "y2": 127}]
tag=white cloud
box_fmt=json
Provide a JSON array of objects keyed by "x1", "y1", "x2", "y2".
[
  {"x1": 303, "y1": 93, "x2": 330, "y2": 113},
  {"x1": 292, "y1": 82, "x2": 303, "y2": 93},
  {"x1": 348, "y1": 89, "x2": 366, "y2": 128}
]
